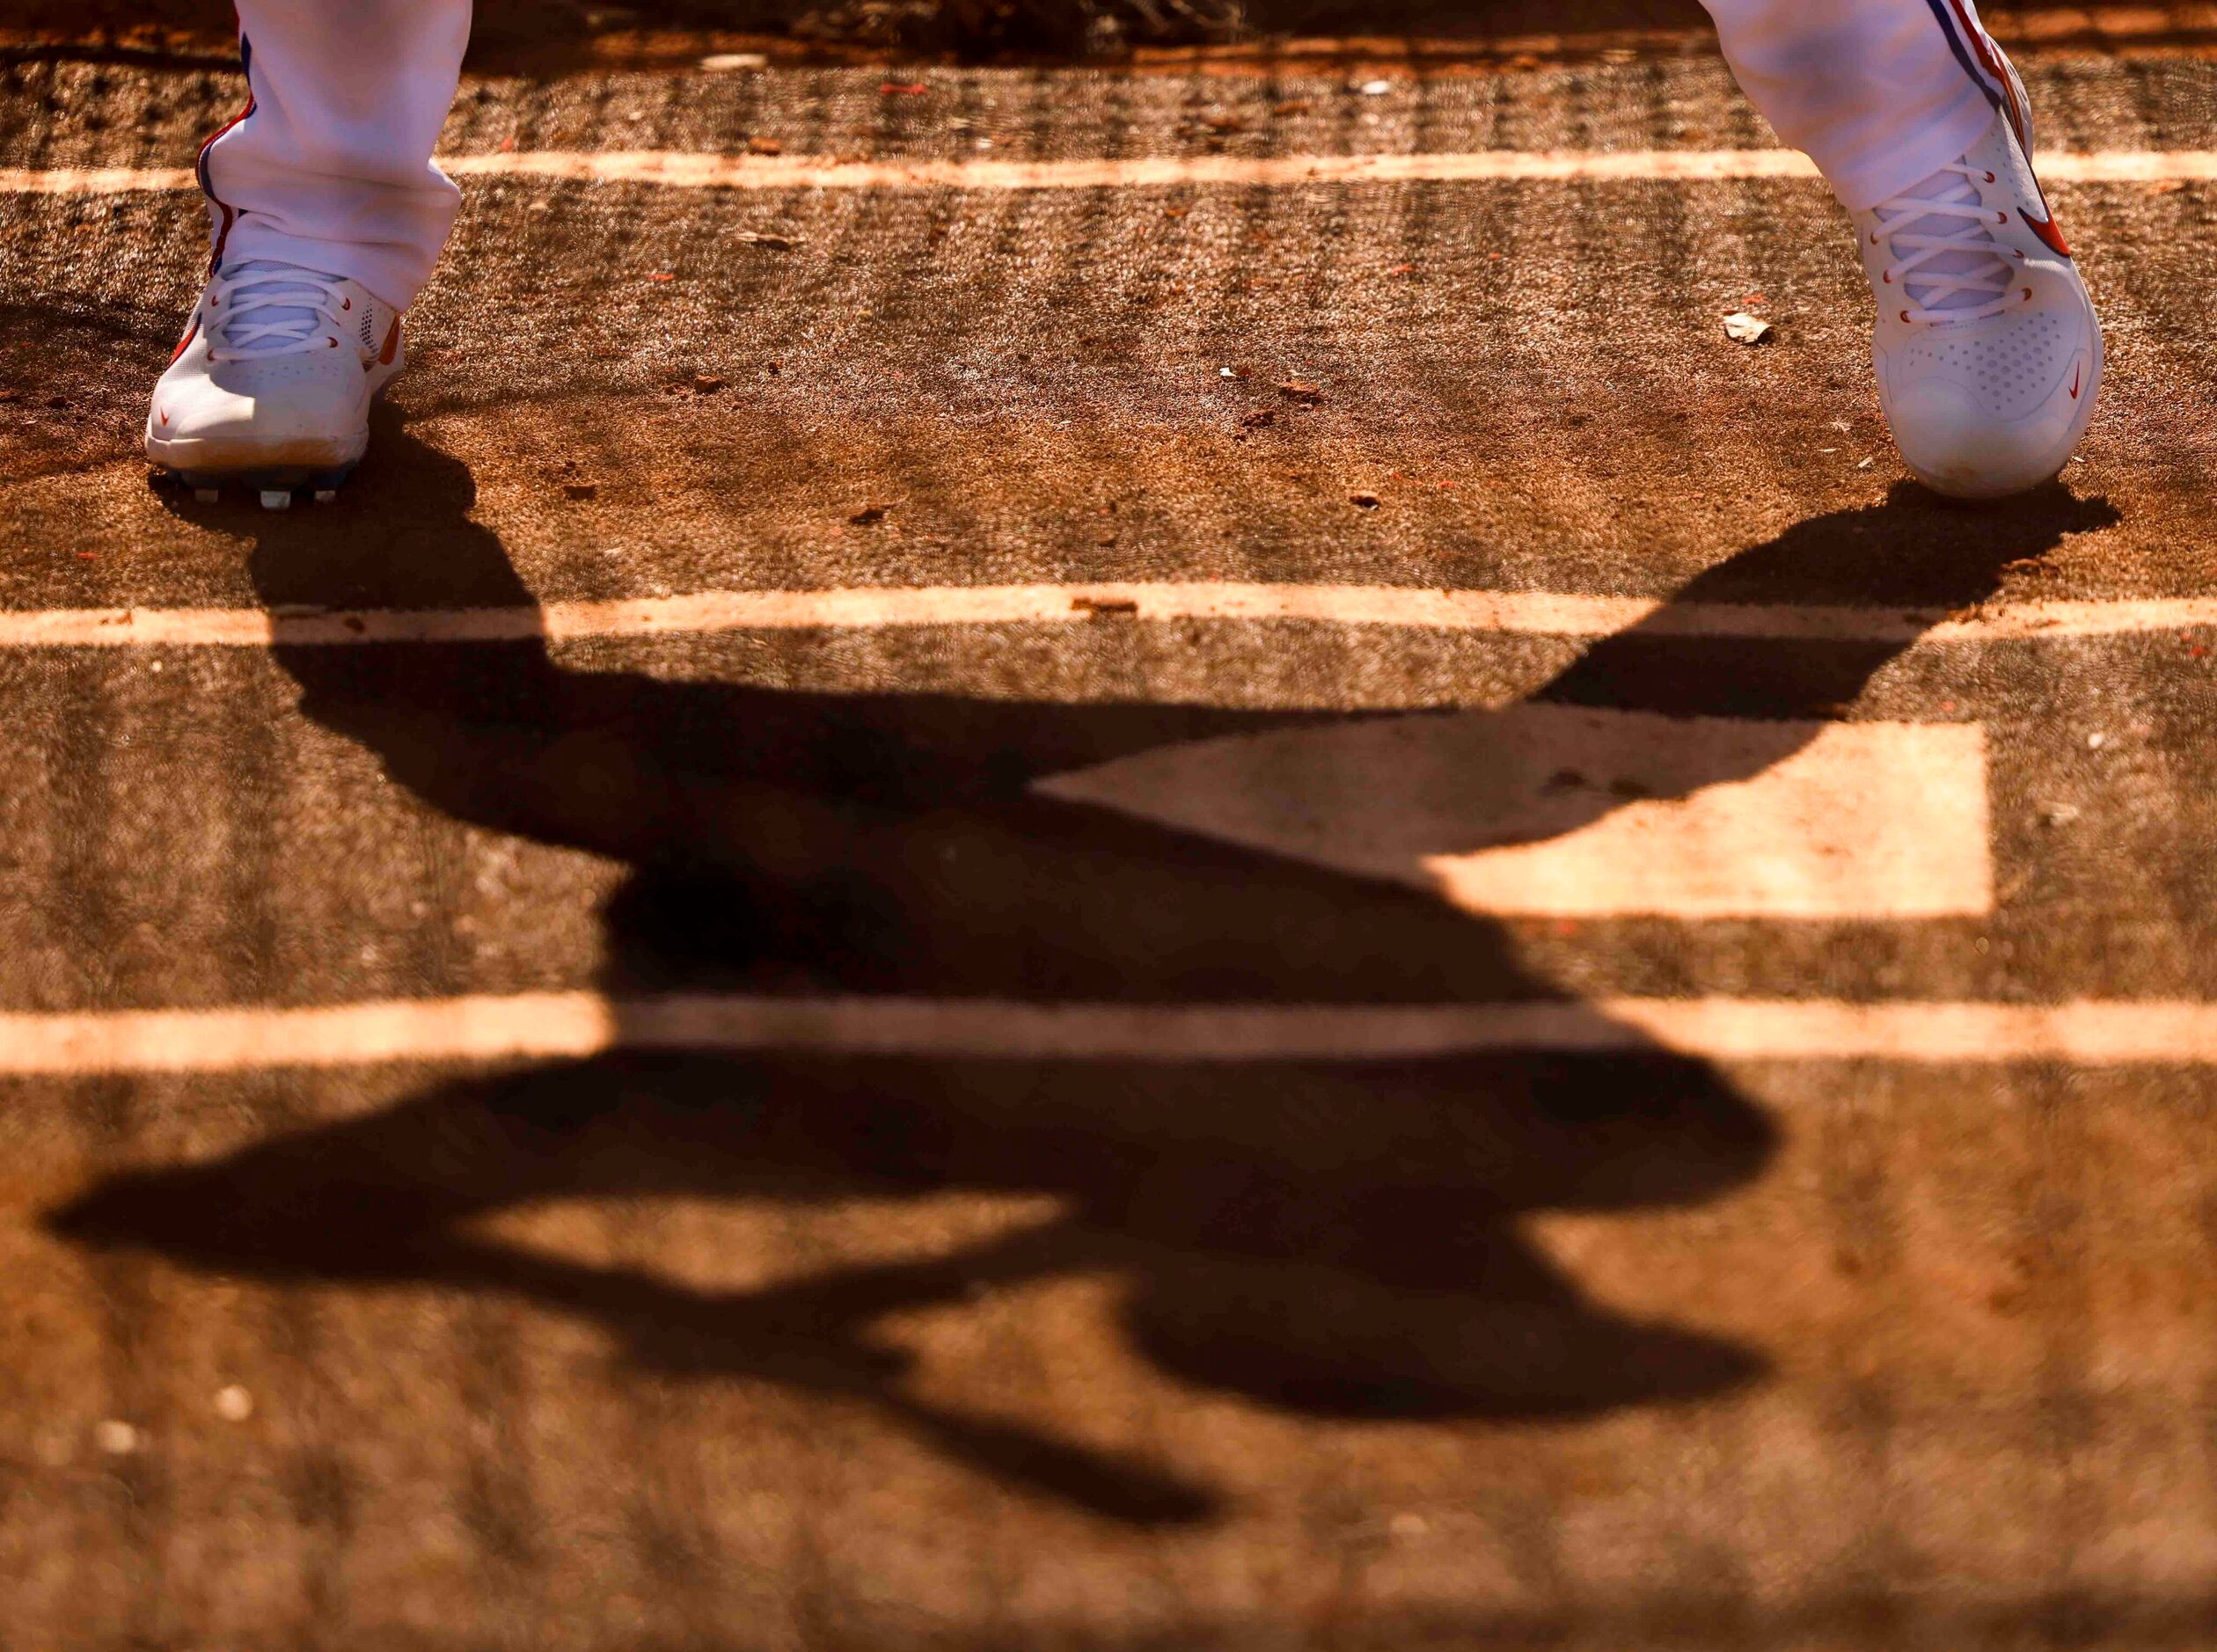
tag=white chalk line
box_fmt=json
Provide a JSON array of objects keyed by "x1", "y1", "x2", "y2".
[
  {"x1": 11, "y1": 991, "x2": 2217, "y2": 1075},
  {"x1": 4, "y1": 149, "x2": 2216, "y2": 197},
  {"x1": 0, "y1": 584, "x2": 2209, "y2": 650}
]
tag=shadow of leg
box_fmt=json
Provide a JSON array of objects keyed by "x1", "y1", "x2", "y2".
[{"x1": 55, "y1": 413, "x2": 1848, "y2": 1524}]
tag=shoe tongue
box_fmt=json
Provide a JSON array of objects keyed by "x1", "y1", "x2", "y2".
[
  {"x1": 1883, "y1": 167, "x2": 2007, "y2": 313},
  {"x1": 216, "y1": 259, "x2": 333, "y2": 354}
]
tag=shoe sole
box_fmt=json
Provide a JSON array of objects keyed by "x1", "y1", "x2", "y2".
[
  {"x1": 149, "y1": 440, "x2": 366, "y2": 510},
  {"x1": 165, "y1": 464, "x2": 362, "y2": 509}
]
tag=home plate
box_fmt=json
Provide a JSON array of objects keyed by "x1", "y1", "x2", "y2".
[{"x1": 1036, "y1": 706, "x2": 1992, "y2": 920}]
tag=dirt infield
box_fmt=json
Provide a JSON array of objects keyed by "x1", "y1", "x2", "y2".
[{"x1": 4, "y1": 23, "x2": 2217, "y2": 1652}]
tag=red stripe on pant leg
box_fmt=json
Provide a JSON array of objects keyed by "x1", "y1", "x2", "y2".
[
  {"x1": 1943, "y1": 0, "x2": 2069, "y2": 253},
  {"x1": 196, "y1": 27, "x2": 254, "y2": 273},
  {"x1": 209, "y1": 202, "x2": 238, "y2": 270},
  {"x1": 1943, "y1": 0, "x2": 2032, "y2": 148},
  {"x1": 1946, "y1": 0, "x2": 2008, "y2": 87}
]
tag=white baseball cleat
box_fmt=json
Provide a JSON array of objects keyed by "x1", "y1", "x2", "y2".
[
  {"x1": 146, "y1": 260, "x2": 405, "y2": 508},
  {"x1": 1852, "y1": 67, "x2": 2100, "y2": 500}
]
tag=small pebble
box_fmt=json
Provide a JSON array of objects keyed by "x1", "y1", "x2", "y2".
[
  {"x1": 94, "y1": 1420, "x2": 140, "y2": 1456},
  {"x1": 214, "y1": 1385, "x2": 254, "y2": 1422}
]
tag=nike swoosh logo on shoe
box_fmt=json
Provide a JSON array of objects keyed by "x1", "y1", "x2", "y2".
[
  {"x1": 2069, "y1": 364, "x2": 2082, "y2": 400},
  {"x1": 365, "y1": 318, "x2": 400, "y2": 372},
  {"x1": 2022, "y1": 205, "x2": 2073, "y2": 259},
  {"x1": 168, "y1": 318, "x2": 200, "y2": 366}
]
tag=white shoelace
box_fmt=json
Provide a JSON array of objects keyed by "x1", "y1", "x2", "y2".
[
  {"x1": 206, "y1": 262, "x2": 355, "y2": 362},
  {"x1": 1870, "y1": 162, "x2": 2021, "y2": 325}
]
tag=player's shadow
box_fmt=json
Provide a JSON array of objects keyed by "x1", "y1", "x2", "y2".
[{"x1": 49, "y1": 415, "x2": 2115, "y2": 1524}]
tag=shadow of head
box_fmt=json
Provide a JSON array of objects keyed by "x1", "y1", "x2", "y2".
[{"x1": 44, "y1": 1032, "x2": 1778, "y2": 1425}]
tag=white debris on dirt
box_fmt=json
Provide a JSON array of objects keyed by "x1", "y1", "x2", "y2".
[
  {"x1": 1723, "y1": 312, "x2": 1774, "y2": 345},
  {"x1": 94, "y1": 1420, "x2": 140, "y2": 1456},
  {"x1": 215, "y1": 1385, "x2": 255, "y2": 1422}
]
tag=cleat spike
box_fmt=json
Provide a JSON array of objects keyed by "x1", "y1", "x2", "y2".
[
  {"x1": 312, "y1": 489, "x2": 339, "y2": 505},
  {"x1": 260, "y1": 489, "x2": 293, "y2": 511},
  {"x1": 194, "y1": 487, "x2": 220, "y2": 504}
]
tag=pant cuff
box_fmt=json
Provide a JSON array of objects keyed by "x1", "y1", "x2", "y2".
[
  {"x1": 212, "y1": 215, "x2": 435, "y2": 312},
  {"x1": 1818, "y1": 81, "x2": 1998, "y2": 215}
]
